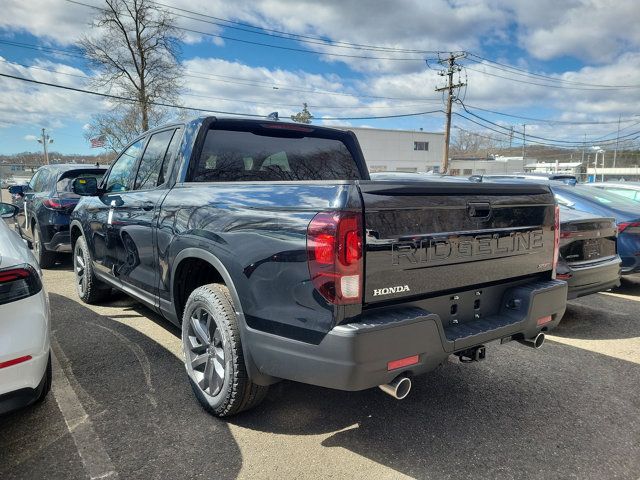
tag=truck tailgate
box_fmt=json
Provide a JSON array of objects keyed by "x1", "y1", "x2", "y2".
[{"x1": 359, "y1": 181, "x2": 557, "y2": 304}]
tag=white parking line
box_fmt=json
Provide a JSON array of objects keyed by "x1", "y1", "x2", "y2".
[{"x1": 51, "y1": 337, "x2": 118, "y2": 480}]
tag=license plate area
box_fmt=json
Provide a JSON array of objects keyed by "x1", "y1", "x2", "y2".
[{"x1": 582, "y1": 238, "x2": 601, "y2": 260}]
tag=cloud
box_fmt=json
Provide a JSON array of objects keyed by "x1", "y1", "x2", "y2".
[
  {"x1": 505, "y1": 0, "x2": 640, "y2": 62},
  {"x1": 0, "y1": 0, "x2": 93, "y2": 45},
  {"x1": 0, "y1": 0, "x2": 638, "y2": 150},
  {"x1": 0, "y1": 56, "x2": 106, "y2": 129},
  {"x1": 23, "y1": 134, "x2": 37, "y2": 141}
]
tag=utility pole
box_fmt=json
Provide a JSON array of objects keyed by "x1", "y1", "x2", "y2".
[
  {"x1": 435, "y1": 52, "x2": 466, "y2": 174},
  {"x1": 581, "y1": 133, "x2": 586, "y2": 165},
  {"x1": 521, "y1": 124, "x2": 526, "y2": 171},
  {"x1": 613, "y1": 114, "x2": 621, "y2": 168},
  {"x1": 509, "y1": 126, "x2": 514, "y2": 149},
  {"x1": 37, "y1": 128, "x2": 53, "y2": 165}
]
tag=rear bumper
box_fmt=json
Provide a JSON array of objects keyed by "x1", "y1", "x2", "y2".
[
  {"x1": 246, "y1": 279, "x2": 567, "y2": 391},
  {"x1": 43, "y1": 231, "x2": 71, "y2": 252},
  {"x1": 0, "y1": 352, "x2": 49, "y2": 415},
  {"x1": 565, "y1": 256, "x2": 621, "y2": 299}
]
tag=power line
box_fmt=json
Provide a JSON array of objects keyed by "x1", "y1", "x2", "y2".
[
  {"x1": 66, "y1": 0, "x2": 429, "y2": 62},
  {"x1": 462, "y1": 103, "x2": 640, "y2": 125},
  {"x1": 466, "y1": 53, "x2": 640, "y2": 89},
  {"x1": 465, "y1": 64, "x2": 640, "y2": 91},
  {"x1": 0, "y1": 57, "x2": 440, "y2": 109},
  {"x1": 0, "y1": 39, "x2": 441, "y2": 102},
  {"x1": 150, "y1": 1, "x2": 445, "y2": 54},
  {"x1": 0, "y1": 71, "x2": 443, "y2": 120},
  {"x1": 454, "y1": 110, "x2": 640, "y2": 147},
  {"x1": 182, "y1": 70, "x2": 436, "y2": 101},
  {"x1": 148, "y1": 0, "x2": 445, "y2": 55}
]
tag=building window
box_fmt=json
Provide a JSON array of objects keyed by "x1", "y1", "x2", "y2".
[
  {"x1": 432, "y1": 166, "x2": 440, "y2": 173},
  {"x1": 463, "y1": 169, "x2": 473, "y2": 176},
  {"x1": 414, "y1": 141, "x2": 429, "y2": 151},
  {"x1": 396, "y1": 167, "x2": 418, "y2": 173},
  {"x1": 450, "y1": 169, "x2": 461, "y2": 176},
  {"x1": 369, "y1": 165, "x2": 387, "y2": 173}
]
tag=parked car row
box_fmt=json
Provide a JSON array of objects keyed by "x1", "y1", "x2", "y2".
[
  {"x1": 2, "y1": 118, "x2": 638, "y2": 418},
  {"x1": 9, "y1": 164, "x2": 107, "y2": 267}
]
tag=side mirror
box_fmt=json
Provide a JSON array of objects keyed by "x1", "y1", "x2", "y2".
[
  {"x1": 8, "y1": 185, "x2": 24, "y2": 195},
  {"x1": 72, "y1": 177, "x2": 99, "y2": 196},
  {"x1": 0, "y1": 202, "x2": 19, "y2": 219}
]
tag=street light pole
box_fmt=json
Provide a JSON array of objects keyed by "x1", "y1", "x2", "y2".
[{"x1": 37, "y1": 128, "x2": 53, "y2": 165}]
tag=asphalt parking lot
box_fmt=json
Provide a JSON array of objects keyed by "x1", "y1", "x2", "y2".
[{"x1": 1, "y1": 260, "x2": 639, "y2": 479}]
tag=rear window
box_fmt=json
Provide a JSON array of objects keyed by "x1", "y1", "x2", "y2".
[
  {"x1": 57, "y1": 170, "x2": 106, "y2": 193},
  {"x1": 191, "y1": 128, "x2": 362, "y2": 182}
]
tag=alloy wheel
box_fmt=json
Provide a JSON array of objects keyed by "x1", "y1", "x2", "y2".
[
  {"x1": 34, "y1": 229, "x2": 41, "y2": 258},
  {"x1": 185, "y1": 307, "x2": 226, "y2": 397},
  {"x1": 75, "y1": 245, "x2": 86, "y2": 296}
]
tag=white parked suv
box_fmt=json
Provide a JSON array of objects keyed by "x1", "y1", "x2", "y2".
[{"x1": 0, "y1": 202, "x2": 51, "y2": 415}]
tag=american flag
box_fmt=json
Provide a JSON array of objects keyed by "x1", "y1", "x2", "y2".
[{"x1": 90, "y1": 135, "x2": 106, "y2": 148}]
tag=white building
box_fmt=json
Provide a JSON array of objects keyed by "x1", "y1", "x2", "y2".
[
  {"x1": 448, "y1": 156, "x2": 527, "y2": 176},
  {"x1": 586, "y1": 166, "x2": 640, "y2": 182},
  {"x1": 341, "y1": 127, "x2": 445, "y2": 173},
  {"x1": 524, "y1": 161, "x2": 583, "y2": 175}
]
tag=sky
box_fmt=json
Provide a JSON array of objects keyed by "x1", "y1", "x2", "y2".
[{"x1": 0, "y1": 0, "x2": 639, "y2": 156}]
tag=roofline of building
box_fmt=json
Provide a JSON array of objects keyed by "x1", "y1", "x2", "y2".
[{"x1": 333, "y1": 125, "x2": 444, "y2": 136}]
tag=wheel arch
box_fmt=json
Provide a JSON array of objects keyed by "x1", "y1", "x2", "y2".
[
  {"x1": 170, "y1": 248, "x2": 277, "y2": 387},
  {"x1": 69, "y1": 220, "x2": 84, "y2": 250}
]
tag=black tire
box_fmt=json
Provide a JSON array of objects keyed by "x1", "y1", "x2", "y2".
[
  {"x1": 33, "y1": 224, "x2": 57, "y2": 269},
  {"x1": 74, "y1": 235, "x2": 109, "y2": 304},
  {"x1": 34, "y1": 352, "x2": 52, "y2": 404},
  {"x1": 182, "y1": 283, "x2": 268, "y2": 417}
]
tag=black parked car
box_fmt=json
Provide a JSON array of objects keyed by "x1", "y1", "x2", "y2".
[
  {"x1": 10, "y1": 164, "x2": 106, "y2": 267},
  {"x1": 556, "y1": 206, "x2": 621, "y2": 299}
]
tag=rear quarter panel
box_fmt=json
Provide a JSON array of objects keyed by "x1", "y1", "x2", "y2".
[{"x1": 158, "y1": 182, "x2": 359, "y2": 343}]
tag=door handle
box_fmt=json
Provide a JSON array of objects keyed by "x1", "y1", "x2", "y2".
[{"x1": 141, "y1": 202, "x2": 155, "y2": 211}]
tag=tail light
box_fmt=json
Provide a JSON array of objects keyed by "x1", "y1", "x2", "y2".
[
  {"x1": 307, "y1": 211, "x2": 363, "y2": 305},
  {"x1": 0, "y1": 264, "x2": 42, "y2": 305},
  {"x1": 618, "y1": 222, "x2": 640, "y2": 234},
  {"x1": 552, "y1": 205, "x2": 560, "y2": 279},
  {"x1": 43, "y1": 198, "x2": 64, "y2": 210}
]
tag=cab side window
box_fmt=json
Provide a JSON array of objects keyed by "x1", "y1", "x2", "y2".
[
  {"x1": 133, "y1": 129, "x2": 177, "y2": 190},
  {"x1": 28, "y1": 170, "x2": 46, "y2": 192},
  {"x1": 160, "y1": 128, "x2": 183, "y2": 185},
  {"x1": 105, "y1": 139, "x2": 145, "y2": 193}
]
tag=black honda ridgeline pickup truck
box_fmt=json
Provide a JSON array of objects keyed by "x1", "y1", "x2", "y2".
[{"x1": 70, "y1": 117, "x2": 567, "y2": 416}]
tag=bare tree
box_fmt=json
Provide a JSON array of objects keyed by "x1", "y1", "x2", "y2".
[
  {"x1": 80, "y1": 0, "x2": 183, "y2": 150},
  {"x1": 450, "y1": 129, "x2": 500, "y2": 156},
  {"x1": 290, "y1": 103, "x2": 314, "y2": 124}
]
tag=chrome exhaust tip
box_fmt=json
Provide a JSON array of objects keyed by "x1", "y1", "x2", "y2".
[
  {"x1": 379, "y1": 375, "x2": 412, "y2": 400},
  {"x1": 517, "y1": 332, "x2": 546, "y2": 349}
]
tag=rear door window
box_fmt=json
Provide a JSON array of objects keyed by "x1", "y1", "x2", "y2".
[
  {"x1": 28, "y1": 170, "x2": 44, "y2": 192},
  {"x1": 191, "y1": 128, "x2": 361, "y2": 182},
  {"x1": 134, "y1": 129, "x2": 176, "y2": 190},
  {"x1": 105, "y1": 138, "x2": 145, "y2": 193}
]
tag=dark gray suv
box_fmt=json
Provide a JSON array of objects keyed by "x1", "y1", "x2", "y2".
[{"x1": 10, "y1": 164, "x2": 106, "y2": 267}]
